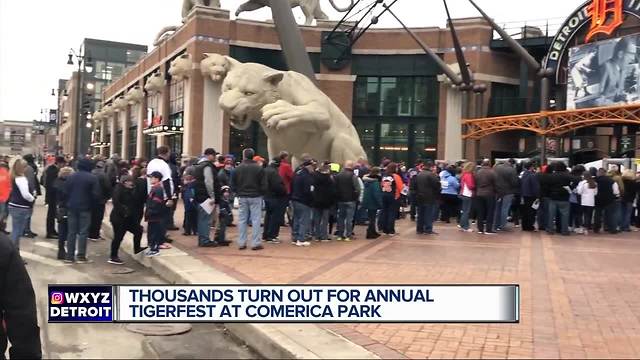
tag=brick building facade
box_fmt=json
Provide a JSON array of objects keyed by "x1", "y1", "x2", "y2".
[{"x1": 100, "y1": 7, "x2": 531, "y2": 164}]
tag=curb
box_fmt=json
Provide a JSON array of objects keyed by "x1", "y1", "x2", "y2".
[{"x1": 102, "y1": 221, "x2": 379, "y2": 359}]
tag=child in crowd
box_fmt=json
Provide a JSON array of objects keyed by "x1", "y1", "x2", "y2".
[
  {"x1": 214, "y1": 185, "x2": 232, "y2": 244},
  {"x1": 182, "y1": 174, "x2": 197, "y2": 236},
  {"x1": 145, "y1": 171, "x2": 168, "y2": 257}
]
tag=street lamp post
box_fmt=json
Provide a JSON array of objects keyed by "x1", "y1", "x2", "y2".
[
  {"x1": 51, "y1": 88, "x2": 68, "y2": 155},
  {"x1": 67, "y1": 46, "x2": 93, "y2": 159}
]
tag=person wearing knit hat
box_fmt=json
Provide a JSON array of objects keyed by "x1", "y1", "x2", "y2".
[{"x1": 108, "y1": 174, "x2": 146, "y2": 265}]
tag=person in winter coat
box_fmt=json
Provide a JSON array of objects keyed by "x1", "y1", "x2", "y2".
[
  {"x1": 311, "y1": 163, "x2": 336, "y2": 241},
  {"x1": 541, "y1": 162, "x2": 573, "y2": 235},
  {"x1": 232, "y1": 148, "x2": 267, "y2": 250},
  {"x1": 263, "y1": 158, "x2": 288, "y2": 243},
  {"x1": 8, "y1": 159, "x2": 36, "y2": 254},
  {"x1": 181, "y1": 174, "x2": 197, "y2": 236},
  {"x1": 379, "y1": 163, "x2": 404, "y2": 236},
  {"x1": 334, "y1": 161, "x2": 360, "y2": 241},
  {"x1": 145, "y1": 171, "x2": 170, "y2": 257},
  {"x1": 576, "y1": 171, "x2": 598, "y2": 234},
  {"x1": 0, "y1": 161, "x2": 10, "y2": 235},
  {"x1": 413, "y1": 162, "x2": 442, "y2": 235},
  {"x1": 89, "y1": 160, "x2": 112, "y2": 242},
  {"x1": 54, "y1": 167, "x2": 74, "y2": 260},
  {"x1": 594, "y1": 168, "x2": 619, "y2": 234},
  {"x1": 109, "y1": 175, "x2": 146, "y2": 265},
  {"x1": 475, "y1": 160, "x2": 498, "y2": 235},
  {"x1": 290, "y1": 159, "x2": 315, "y2": 247},
  {"x1": 62, "y1": 158, "x2": 100, "y2": 264},
  {"x1": 362, "y1": 167, "x2": 383, "y2": 239},
  {"x1": 459, "y1": 162, "x2": 476, "y2": 232},
  {"x1": 520, "y1": 161, "x2": 540, "y2": 232},
  {"x1": 620, "y1": 170, "x2": 637, "y2": 232},
  {"x1": 439, "y1": 165, "x2": 460, "y2": 224},
  {"x1": 130, "y1": 166, "x2": 147, "y2": 226},
  {"x1": 21, "y1": 154, "x2": 39, "y2": 239},
  {"x1": 493, "y1": 159, "x2": 519, "y2": 231},
  {"x1": 43, "y1": 156, "x2": 66, "y2": 239},
  {"x1": 0, "y1": 234, "x2": 42, "y2": 359}
]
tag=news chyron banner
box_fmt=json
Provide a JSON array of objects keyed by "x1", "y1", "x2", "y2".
[{"x1": 49, "y1": 285, "x2": 519, "y2": 323}]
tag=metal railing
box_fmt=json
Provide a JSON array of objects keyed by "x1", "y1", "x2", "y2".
[{"x1": 492, "y1": 17, "x2": 566, "y2": 41}]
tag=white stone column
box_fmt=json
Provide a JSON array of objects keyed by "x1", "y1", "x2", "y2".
[
  {"x1": 202, "y1": 78, "x2": 224, "y2": 153},
  {"x1": 136, "y1": 104, "x2": 145, "y2": 159},
  {"x1": 122, "y1": 108, "x2": 130, "y2": 160},
  {"x1": 110, "y1": 115, "x2": 117, "y2": 156},
  {"x1": 444, "y1": 86, "x2": 463, "y2": 161},
  {"x1": 100, "y1": 119, "x2": 107, "y2": 157},
  {"x1": 182, "y1": 77, "x2": 193, "y2": 160}
]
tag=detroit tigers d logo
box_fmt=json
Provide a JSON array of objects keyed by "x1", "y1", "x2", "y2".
[{"x1": 586, "y1": 0, "x2": 624, "y2": 42}]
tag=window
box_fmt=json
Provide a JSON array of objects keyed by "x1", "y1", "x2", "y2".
[
  {"x1": 115, "y1": 130, "x2": 122, "y2": 155},
  {"x1": 170, "y1": 79, "x2": 184, "y2": 109},
  {"x1": 167, "y1": 135, "x2": 183, "y2": 158},
  {"x1": 145, "y1": 135, "x2": 157, "y2": 160},
  {"x1": 126, "y1": 50, "x2": 146, "y2": 63},
  {"x1": 354, "y1": 77, "x2": 437, "y2": 117},
  {"x1": 128, "y1": 127, "x2": 137, "y2": 159},
  {"x1": 146, "y1": 92, "x2": 160, "y2": 127}
]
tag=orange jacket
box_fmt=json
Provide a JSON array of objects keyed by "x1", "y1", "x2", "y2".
[
  {"x1": 0, "y1": 168, "x2": 11, "y2": 203},
  {"x1": 393, "y1": 173, "x2": 403, "y2": 200}
]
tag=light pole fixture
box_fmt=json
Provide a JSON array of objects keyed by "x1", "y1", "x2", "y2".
[{"x1": 67, "y1": 45, "x2": 94, "y2": 158}]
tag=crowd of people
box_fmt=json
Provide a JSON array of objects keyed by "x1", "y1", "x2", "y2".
[{"x1": 2, "y1": 147, "x2": 639, "y2": 267}]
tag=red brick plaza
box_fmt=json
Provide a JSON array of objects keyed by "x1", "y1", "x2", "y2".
[{"x1": 165, "y1": 213, "x2": 640, "y2": 359}]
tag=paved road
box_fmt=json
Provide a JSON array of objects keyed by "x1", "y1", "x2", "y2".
[{"x1": 18, "y1": 202, "x2": 257, "y2": 359}]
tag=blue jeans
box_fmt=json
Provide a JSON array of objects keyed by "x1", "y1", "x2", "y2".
[
  {"x1": 494, "y1": 194, "x2": 514, "y2": 230},
  {"x1": 147, "y1": 222, "x2": 164, "y2": 251},
  {"x1": 292, "y1": 201, "x2": 312, "y2": 242},
  {"x1": 238, "y1": 197, "x2": 263, "y2": 248},
  {"x1": 9, "y1": 206, "x2": 31, "y2": 250},
  {"x1": 546, "y1": 200, "x2": 570, "y2": 234},
  {"x1": 66, "y1": 210, "x2": 91, "y2": 260},
  {"x1": 379, "y1": 194, "x2": 399, "y2": 234},
  {"x1": 621, "y1": 201, "x2": 634, "y2": 231},
  {"x1": 313, "y1": 208, "x2": 330, "y2": 240},
  {"x1": 197, "y1": 205, "x2": 213, "y2": 245},
  {"x1": 416, "y1": 203, "x2": 437, "y2": 233},
  {"x1": 459, "y1": 196, "x2": 473, "y2": 230},
  {"x1": 336, "y1": 202, "x2": 356, "y2": 238}
]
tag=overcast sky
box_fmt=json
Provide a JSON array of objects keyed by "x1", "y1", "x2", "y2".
[{"x1": 0, "y1": 0, "x2": 581, "y2": 122}]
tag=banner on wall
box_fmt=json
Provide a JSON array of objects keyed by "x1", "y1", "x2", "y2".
[{"x1": 567, "y1": 33, "x2": 640, "y2": 109}]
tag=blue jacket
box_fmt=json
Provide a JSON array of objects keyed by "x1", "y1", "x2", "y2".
[
  {"x1": 291, "y1": 167, "x2": 314, "y2": 206},
  {"x1": 63, "y1": 159, "x2": 100, "y2": 212},
  {"x1": 520, "y1": 170, "x2": 540, "y2": 198},
  {"x1": 439, "y1": 170, "x2": 460, "y2": 196}
]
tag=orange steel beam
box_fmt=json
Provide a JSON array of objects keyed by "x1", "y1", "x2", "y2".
[{"x1": 463, "y1": 103, "x2": 640, "y2": 139}]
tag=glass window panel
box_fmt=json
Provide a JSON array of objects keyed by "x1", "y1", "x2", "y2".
[
  {"x1": 145, "y1": 135, "x2": 157, "y2": 160},
  {"x1": 379, "y1": 122, "x2": 409, "y2": 164},
  {"x1": 413, "y1": 121, "x2": 438, "y2": 161},
  {"x1": 380, "y1": 77, "x2": 398, "y2": 116},
  {"x1": 355, "y1": 122, "x2": 377, "y2": 164},
  {"x1": 355, "y1": 77, "x2": 380, "y2": 116},
  {"x1": 128, "y1": 126, "x2": 137, "y2": 160}
]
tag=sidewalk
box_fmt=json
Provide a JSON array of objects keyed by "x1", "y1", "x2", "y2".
[{"x1": 109, "y1": 202, "x2": 640, "y2": 359}]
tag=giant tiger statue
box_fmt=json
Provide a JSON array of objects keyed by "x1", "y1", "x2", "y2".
[
  {"x1": 201, "y1": 53, "x2": 366, "y2": 166},
  {"x1": 236, "y1": 0, "x2": 355, "y2": 26}
]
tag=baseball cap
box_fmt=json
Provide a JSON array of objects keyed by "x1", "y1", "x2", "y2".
[
  {"x1": 148, "y1": 171, "x2": 163, "y2": 180},
  {"x1": 253, "y1": 156, "x2": 265, "y2": 162}
]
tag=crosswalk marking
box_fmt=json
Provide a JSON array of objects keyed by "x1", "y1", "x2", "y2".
[{"x1": 20, "y1": 251, "x2": 64, "y2": 267}]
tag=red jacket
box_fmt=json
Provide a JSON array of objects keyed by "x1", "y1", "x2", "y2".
[
  {"x1": 460, "y1": 172, "x2": 476, "y2": 197},
  {"x1": 0, "y1": 168, "x2": 10, "y2": 203},
  {"x1": 279, "y1": 161, "x2": 294, "y2": 195}
]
